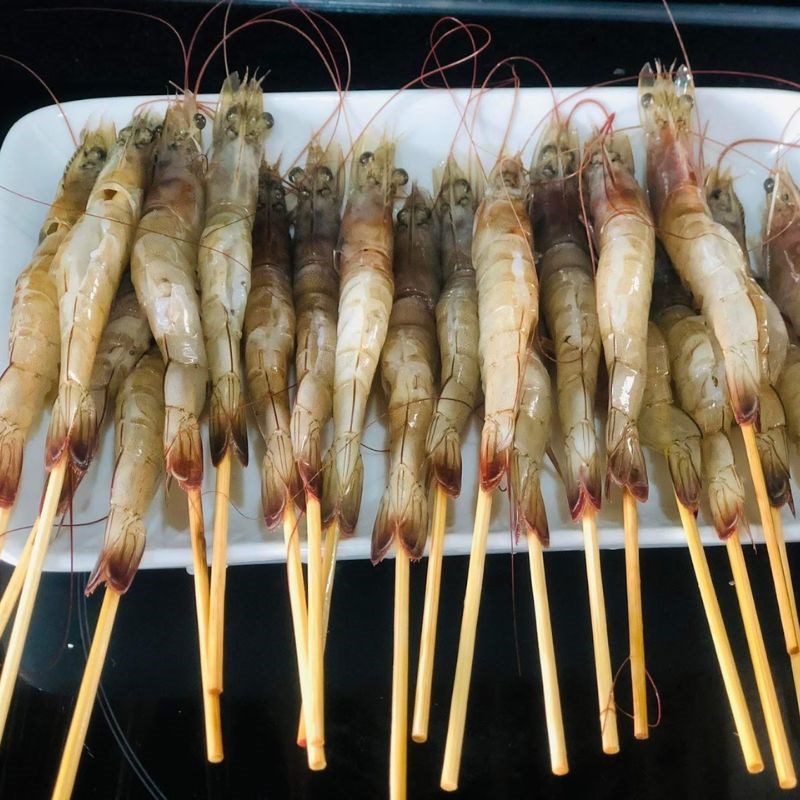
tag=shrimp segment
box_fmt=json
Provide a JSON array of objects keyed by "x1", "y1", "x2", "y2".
[
  {"x1": 0, "y1": 124, "x2": 112, "y2": 511},
  {"x1": 291, "y1": 142, "x2": 343, "y2": 498},
  {"x1": 324, "y1": 140, "x2": 400, "y2": 535},
  {"x1": 244, "y1": 163, "x2": 300, "y2": 528},
  {"x1": 584, "y1": 130, "x2": 653, "y2": 500},
  {"x1": 199, "y1": 73, "x2": 271, "y2": 466},
  {"x1": 473, "y1": 155, "x2": 539, "y2": 490},
  {"x1": 639, "y1": 63, "x2": 760, "y2": 424},
  {"x1": 46, "y1": 114, "x2": 160, "y2": 476},
  {"x1": 131, "y1": 99, "x2": 208, "y2": 491},
  {"x1": 372, "y1": 186, "x2": 440, "y2": 563},
  {"x1": 86, "y1": 349, "x2": 165, "y2": 595},
  {"x1": 531, "y1": 121, "x2": 601, "y2": 518},
  {"x1": 425, "y1": 158, "x2": 480, "y2": 496}
]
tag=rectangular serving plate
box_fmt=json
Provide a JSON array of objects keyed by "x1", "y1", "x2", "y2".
[{"x1": 0, "y1": 85, "x2": 798, "y2": 572}]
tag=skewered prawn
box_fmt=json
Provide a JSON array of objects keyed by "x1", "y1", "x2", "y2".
[
  {"x1": 584, "y1": 129, "x2": 653, "y2": 500},
  {"x1": 244, "y1": 161, "x2": 300, "y2": 528},
  {"x1": 324, "y1": 140, "x2": 404, "y2": 534},
  {"x1": 531, "y1": 119, "x2": 601, "y2": 518},
  {"x1": 639, "y1": 63, "x2": 760, "y2": 424},
  {"x1": 473, "y1": 154, "x2": 539, "y2": 490},
  {"x1": 86, "y1": 348, "x2": 165, "y2": 595},
  {"x1": 652, "y1": 249, "x2": 743, "y2": 534},
  {"x1": 290, "y1": 141, "x2": 343, "y2": 499},
  {"x1": 425, "y1": 157, "x2": 480, "y2": 496},
  {"x1": 199, "y1": 73, "x2": 271, "y2": 467},
  {"x1": 372, "y1": 185, "x2": 440, "y2": 563},
  {"x1": 777, "y1": 342, "x2": 800, "y2": 455},
  {"x1": 638, "y1": 321, "x2": 703, "y2": 512},
  {"x1": 0, "y1": 124, "x2": 112, "y2": 512}
]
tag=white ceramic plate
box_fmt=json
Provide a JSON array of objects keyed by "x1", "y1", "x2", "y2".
[{"x1": 0, "y1": 86, "x2": 798, "y2": 572}]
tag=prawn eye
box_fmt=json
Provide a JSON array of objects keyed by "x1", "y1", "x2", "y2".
[
  {"x1": 764, "y1": 177, "x2": 775, "y2": 194},
  {"x1": 262, "y1": 111, "x2": 274, "y2": 129},
  {"x1": 709, "y1": 188, "x2": 722, "y2": 201},
  {"x1": 193, "y1": 113, "x2": 206, "y2": 130},
  {"x1": 318, "y1": 165, "x2": 333, "y2": 183},
  {"x1": 680, "y1": 94, "x2": 694, "y2": 110},
  {"x1": 83, "y1": 145, "x2": 106, "y2": 166},
  {"x1": 359, "y1": 151, "x2": 373, "y2": 166},
  {"x1": 640, "y1": 92, "x2": 654, "y2": 109},
  {"x1": 289, "y1": 166, "x2": 305, "y2": 185},
  {"x1": 397, "y1": 207, "x2": 410, "y2": 227},
  {"x1": 414, "y1": 206, "x2": 432, "y2": 225},
  {"x1": 392, "y1": 168, "x2": 409, "y2": 187},
  {"x1": 226, "y1": 105, "x2": 240, "y2": 123}
]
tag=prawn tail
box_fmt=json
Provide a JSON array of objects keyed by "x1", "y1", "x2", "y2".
[
  {"x1": 45, "y1": 381, "x2": 97, "y2": 475},
  {"x1": 164, "y1": 410, "x2": 204, "y2": 492},
  {"x1": 0, "y1": 420, "x2": 24, "y2": 508},
  {"x1": 564, "y1": 425, "x2": 602, "y2": 520},
  {"x1": 605, "y1": 411, "x2": 648, "y2": 502},
  {"x1": 479, "y1": 413, "x2": 513, "y2": 493},
  {"x1": 323, "y1": 435, "x2": 363, "y2": 536},
  {"x1": 56, "y1": 464, "x2": 86, "y2": 516},
  {"x1": 85, "y1": 506, "x2": 146, "y2": 596},
  {"x1": 290, "y1": 399, "x2": 324, "y2": 500},
  {"x1": 511, "y1": 449, "x2": 549, "y2": 545},
  {"x1": 426, "y1": 414, "x2": 462, "y2": 497},
  {"x1": 209, "y1": 373, "x2": 249, "y2": 468},
  {"x1": 702, "y1": 432, "x2": 746, "y2": 539},
  {"x1": 725, "y1": 358, "x2": 760, "y2": 426},
  {"x1": 370, "y1": 464, "x2": 428, "y2": 564},
  {"x1": 755, "y1": 431, "x2": 794, "y2": 511},
  {"x1": 261, "y1": 429, "x2": 301, "y2": 529}
]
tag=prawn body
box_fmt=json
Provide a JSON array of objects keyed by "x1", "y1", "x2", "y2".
[
  {"x1": 639, "y1": 63, "x2": 760, "y2": 424},
  {"x1": 86, "y1": 349, "x2": 165, "y2": 595},
  {"x1": 372, "y1": 186, "x2": 440, "y2": 563},
  {"x1": 46, "y1": 114, "x2": 160, "y2": 475},
  {"x1": 531, "y1": 121, "x2": 601, "y2": 518},
  {"x1": 325, "y1": 141, "x2": 399, "y2": 535},
  {"x1": 0, "y1": 125, "x2": 112, "y2": 507},
  {"x1": 473, "y1": 155, "x2": 538, "y2": 491},
  {"x1": 199, "y1": 74, "x2": 271, "y2": 467},
  {"x1": 132, "y1": 99, "x2": 208, "y2": 491},
  {"x1": 584, "y1": 130, "x2": 653, "y2": 501},
  {"x1": 290, "y1": 142, "x2": 343, "y2": 499},
  {"x1": 244, "y1": 162, "x2": 301, "y2": 529}
]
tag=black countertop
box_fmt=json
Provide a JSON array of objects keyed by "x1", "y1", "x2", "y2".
[{"x1": 1, "y1": 2, "x2": 799, "y2": 798}]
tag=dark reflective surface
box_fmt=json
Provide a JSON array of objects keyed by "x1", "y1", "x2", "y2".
[{"x1": 0, "y1": 2, "x2": 799, "y2": 798}]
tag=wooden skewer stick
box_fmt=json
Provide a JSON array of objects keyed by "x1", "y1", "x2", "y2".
[
  {"x1": 740, "y1": 423, "x2": 799, "y2": 654},
  {"x1": 441, "y1": 487, "x2": 492, "y2": 793},
  {"x1": 187, "y1": 488, "x2": 223, "y2": 763},
  {"x1": 208, "y1": 449, "x2": 232, "y2": 695},
  {"x1": 770, "y1": 507, "x2": 800, "y2": 717},
  {"x1": 0, "y1": 524, "x2": 35, "y2": 640},
  {"x1": 297, "y1": 522, "x2": 340, "y2": 747},
  {"x1": 622, "y1": 489, "x2": 648, "y2": 739},
  {"x1": 675, "y1": 496, "x2": 763, "y2": 774},
  {"x1": 52, "y1": 589, "x2": 121, "y2": 800},
  {"x1": 282, "y1": 503, "x2": 325, "y2": 770},
  {"x1": 527, "y1": 534, "x2": 568, "y2": 775},
  {"x1": 581, "y1": 507, "x2": 619, "y2": 755},
  {"x1": 0, "y1": 458, "x2": 66, "y2": 744},
  {"x1": 391, "y1": 547, "x2": 410, "y2": 800},
  {"x1": 726, "y1": 532, "x2": 796, "y2": 789},
  {"x1": 0, "y1": 506, "x2": 12, "y2": 561},
  {"x1": 306, "y1": 494, "x2": 326, "y2": 759},
  {"x1": 412, "y1": 484, "x2": 447, "y2": 743}
]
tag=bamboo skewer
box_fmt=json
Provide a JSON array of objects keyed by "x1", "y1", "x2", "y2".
[
  {"x1": 674, "y1": 496, "x2": 763, "y2": 774},
  {"x1": 0, "y1": 525, "x2": 35, "y2": 640},
  {"x1": 527, "y1": 535, "x2": 568, "y2": 775},
  {"x1": 187, "y1": 488, "x2": 223, "y2": 763},
  {"x1": 0, "y1": 458, "x2": 66, "y2": 743},
  {"x1": 298, "y1": 522, "x2": 340, "y2": 747},
  {"x1": 52, "y1": 589, "x2": 121, "y2": 799},
  {"x1": 412, "y1": 484, "x2": 447, "y2": 743},
  {"x1": 622, "y1": 489, "x2": 648, "y2": 739},
  {"x1": 726, "y1": 532, "x2": 796, "y2": 789},
  {"x1": 581, "y1": 508, "x2": 619, "y2": 755},
  {"x1": 208, "y1": 449, "x2": 232, "y2": 696},
  {"x1": 282, "y1": 503, "x2": 325, "y2": 770},
  {"x1": 740, "y1": 423, "x2": 798, "y2": 654},
  {"x1": 0, "y1": 506, "x2": 11, "y2": 561},
  {"x1": 441, "y1": 487, "x2": 492, "y2": 792},
  {"x1": 306, "y1": 494, "x2": 326, "y2": 760},
  {"x1": 391, "y1": 548, "x2": 410, "y2": 800}
]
